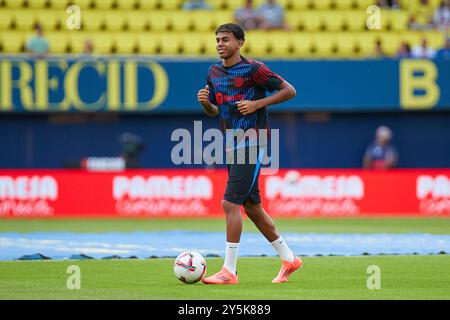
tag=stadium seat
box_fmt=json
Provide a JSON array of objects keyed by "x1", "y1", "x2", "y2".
[
  {"x1": 192, "y1": 11, "x2": 215, "y2": 31},
  {"x1": 180, "y1": 33, "x2": 204, "y2": 55},
  {"x1": 114, "y1": 33, "x2": 138, "y2": 54},
  {"x1": 148, "y1": 12, "x2": 171, "y2": 31},
  {"x1": 82, "y1": 11, "x2": 105, "y2": 31},
  {"x1": 335, "y1": 33, "x2": 356, "y2": 57},
  {"x1": 170, "y1": 11, "x2": 194, "y2": 32},
  {"x1": 3, "y1": 0, "x2": 25, "y2": 8},
  {"x1": 401, "y1": 31, "x2": 422, "y2": 48},
  {"x1": 425, "y1": 31, "x2": 446, "y2": 49},
  {"x1": 13, "y1": 11, "x2": 37, "y2": 30},
  {"x1": 267, "y1": 32, "x2": 292, "y2": 57},
  {"x1": 126, "y1": 11, "x2": 148, "y2": 31},
  {"x1": 70, "y1": 0, "x2": 93, "y2": 10},
  {"x1": 313, "y1": 33, "x2": 335, "y2": 57},
  {"x1": 46, "y1": 32, "x2": 69, "y2": 53},
  {"x1": 213, "y1": 11, "x2": 234, "y2": 27},
  {"x1": 138, "y1": 0, "x2": 159, "y2": 10},
  {"x1": 28, "y1": 0, "x2": 48, "y2": 8},
  {"x1": 354, "y1": 0, "x2": 374, "y2": 9},
  {"x1": 0, "y1": 10, "x2": 13, "y2": 31},
  {"x1": 91, "y1": 33, "x2": 114, "y2": 54},
  {"x1": 285, "y1": 11, "x2": 302, "y2": 30},
  {"x1": 292, "y1": 33, "x2": 314, "y2": 57},
  {"x1": 104, "y1": 11, "x2": 126, "y2": 31},
  {"x1": 116, "y1": 0, "x2": 137, "y2": 9},
  {"x1": 137, "y1": 33, "x2": 159, "y2": 54},
  {"x1": 202, "y1": 33, "x2": 218, "y2": 55},
  {"x1": 345, "y1": 11, "x2": 367, "y2": 31},
  {"x1": 94, "y1": 0, "x2": 115, "y2": 9},
  {"x1": 291, "y1": 0, "x2": 311, "y2": 10},
  {"x1": 159, "y1": 33, "x2": 182, "y2": 55},
  {"x1": 355, "y1": 32, "x2": 376, "y2": 56},
  {"x1": 207, "y1": 0, "x2": 226, "y2": 10},
  {"x1": 35, "y1": 10, "x2": 60, "y2": 31},
  {"x1": 313, "y1": 0, "x2": 333, "y2": 10},
  {"x1": 159, "y1": 0, "x2": 182, "y2": 10},
  {"x1": 300, "y1": 11, "x2": 322, "y2": 31},
  {"x1": 323, "y1": 11, "x2": 346, "y2": 31},
  {"x1": 388, "y1": 10, "x2": 409, "y2": 31},
  {"x1": 380, "y1": 32, "x2": 401, "y2": 55},
  {"x1": 47, "y1": 0, "x2": 69, "y2": 9},
  {"x1": 246, "y1": 31, "x2": 269, "y2": 56},
  {"x1": 1, "y1": 32, "x2": 25, "y2": 53}
]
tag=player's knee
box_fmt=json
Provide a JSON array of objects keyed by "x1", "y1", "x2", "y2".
[
  {"x1": 244, "y1": 204, "x2": 256, "y2": 218},
  {"x1": 222, "y1": 200, "x2": 239, "y2": 215}
]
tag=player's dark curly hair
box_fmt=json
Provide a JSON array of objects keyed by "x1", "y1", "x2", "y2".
[{"x1": 215, "y1": 23, "x2": 245, "y2": 41}]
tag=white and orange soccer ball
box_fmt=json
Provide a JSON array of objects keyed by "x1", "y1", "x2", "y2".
[{"x1": 173, "y1": 251, "x2": 207, "y2": 284}]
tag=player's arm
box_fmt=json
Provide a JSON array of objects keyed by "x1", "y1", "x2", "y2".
[
  {"x1": 197, "y1": 85, "x2": 219, "y2": 117},
  {"x1": 237, "y1": 80, "x2": 296, "y2": 115}
]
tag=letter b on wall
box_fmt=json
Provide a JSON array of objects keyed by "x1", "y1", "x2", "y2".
[{"x1": 400, "y1": 60, "x2": 440, "y2": 110}]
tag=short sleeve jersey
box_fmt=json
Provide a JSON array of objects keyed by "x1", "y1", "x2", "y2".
[{"x1": 206, "y1": 56, "x2": 284, "y2": 134}]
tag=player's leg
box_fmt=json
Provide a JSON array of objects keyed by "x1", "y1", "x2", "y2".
[{"x1": 244, "y1": 199, "x2": 302, "y2": 283}]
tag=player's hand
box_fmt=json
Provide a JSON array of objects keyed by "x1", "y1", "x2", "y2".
[
  {"x1": 197, "y1": 85, "x2": 210, "y2": 106},
  {"x1": 236, "y1": 100, "x2": 261, "y2": 115}
]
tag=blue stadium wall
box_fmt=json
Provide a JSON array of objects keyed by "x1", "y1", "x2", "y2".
[{"x1": 0, "y1": 57, "x2": 449, "y2": 168}]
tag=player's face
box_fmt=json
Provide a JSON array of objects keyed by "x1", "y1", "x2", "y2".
[{"x1": 216, "y1": 32, "x2": 243, "y2": 59}]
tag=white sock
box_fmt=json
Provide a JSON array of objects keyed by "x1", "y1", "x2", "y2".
[
  {"x1": 271, "y1": 236, "x2": 295, "y2": 262},
  {"x1": 223, "y1": 242, "x2": 239, "y2": 275}
]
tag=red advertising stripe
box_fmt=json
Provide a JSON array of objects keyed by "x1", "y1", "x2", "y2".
[{"x1": 0, "y1": 169, "x2": 449, "y2": 218}]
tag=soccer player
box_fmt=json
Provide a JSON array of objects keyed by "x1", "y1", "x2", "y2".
[{"x1": 197, "y1": 23, "x2": 301, "y2": 284}]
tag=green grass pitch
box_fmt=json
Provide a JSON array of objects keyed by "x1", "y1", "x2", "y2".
[
  {"x1": 1, "y1": 256, "x2": 450, "y2": 300},
  {"x1": 0, "y1": 217, "x2": 449, "y2": 299}
]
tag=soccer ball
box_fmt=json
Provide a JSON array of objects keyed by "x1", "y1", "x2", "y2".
[{"x1": 173, "y1": 251, "x2": 207, "y2": 284}]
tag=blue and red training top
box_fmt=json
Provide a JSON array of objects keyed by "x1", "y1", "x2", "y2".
[{"x1": 206, "y1": 56, "x2": 284, "y2": 134}]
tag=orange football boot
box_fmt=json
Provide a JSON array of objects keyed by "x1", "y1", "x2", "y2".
[
  {"x1": 202, "y1": 267, "x2": 239, "y2": 285},
  {"x1": 272, "y1": 256, "x2": 303, "y2": 283}
]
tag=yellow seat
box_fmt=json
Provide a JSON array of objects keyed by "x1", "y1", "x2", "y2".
[
  {"x1": 355, "y1": 32, "x2": 377, "y2": 56},
  {"x1": 68, "y1": 32, "x2": 92, "y2": 53},
  {"x1": 114, "y1": 34, "x2": 138, "y2": 54},
  {"x1": 159, "y1": 0, "x2": 182, "y2": 10},
  {"x1": 72, "y1": 0, "x2": 92, "y2": 9},
  {"x1": 380, "y1": 32, "x2": 401, "y2": 56},
  {"x1": 170, "y1": 11, "x2": 193, "y2": 31},
  {"x1": 1, "y1": 32, "x2": 25, "y2": 53},
  {"x1": 104, "y1": 11, "x2": 125, "y2": 31},
  {"x1": 285, "y1": 11, "x2": 301, "y2": 30},
  {"x1": 46, "y1": 32, "x2": 69, "y2": 53},
  {"x1": 388, "y1": 10, "x2": 409, "y2": 31},
  {"x1": 345, "y1": 11, "x2": 366, "y2": 31},
  {"x1": 180, "y1": 33, "x2": 204, "y2": 55},
  {"x1": 246, "y1": 31, "x2": 269, "y2": 57},
  {"x1": 300, "y1": 11, "x2": 322, "y2": 31},
  {"x1": 13, "y1": 11, "x2": 37, "y2": 30},
  {"x1": 193, "y1": 11, "x2": 215, "y2": 31},
  {"x1": 425, "y1": 31, "x2": 446, "y2": 50},
  {"x1": 323, "y1": 11, "x2": 345, "y2": 31},
  {"x1": 116, "y1": 0, "x2": 137, "y2": 9},
  {"x1": 268, "y1": 32, "x2": 292, "y2": 57},
  {"x1": 137, "y1": 33, "x2": 160, "y2": 54},
  {"x1": 291, "y1": 0, "x2": 311, "y2": 10},
  {"x1": 314, "y1": 33, "x2": 335, "y2": 57},
  {"x1": 335, "y1": 33, "x2": 356, "y2": 57},
  {"x1": 149, "y1": 12, "x2": 171, "y2": 31},
  {"x1": 35, "y1": 10, "x2": 60, "y2": 31},
  {"x1": 202, "y1": 33, "x2": 218, "y2": 56},
  {"x1": 28, "y1": 0, "x2": 48, "y2": 8},
  {"x1": 0, "y1": 10, "x2": 13, "y2": 31},
  {"x1": 213, "y1": 10, "x2": 233, "y2": 27},
  {"x1": 313, "y1": 0, "x2": 333, "y2": 10},
  {"x1": 292, "y1": 33, "x2": 314, "y2": 57},
  {"x1": 126, "y1": 11, "x2": 148, "y2": 31},
  {"x1": 159, "y1": 33, "x2": 182, "y2": 55},
  {"x1": 139, "y1": 0, "x2": 159, "y2": 10},
  {"x1": 4, "y1": 0, "x2": 25, "y2": 8},
  {"x1": 95, "y1": 0, "x2": 115, "y2": 9},
  {"x1": 48, "y1": 0, "x2": 71, "y2": 9},
  {"x1": 354, "y1": 0, "x2": 375, "y2": 9},
  {"x1": 335, "y1": 0, "x2": 354, "y2": 9},
  {"x1": 82, "y1": 11, "x2": 104, "y2": 31},
  {"x1": 91, "y1": 33, "x2": 114, "y2": 54},
  {"x1": 401, "y1": 31, "x2": 423, "y2": 48}
]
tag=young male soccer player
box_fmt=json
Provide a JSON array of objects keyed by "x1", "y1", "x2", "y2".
[{"x1": 197, "y1": 23, "x2": 301, "y2": 284}]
